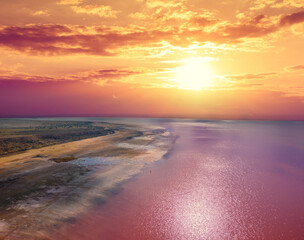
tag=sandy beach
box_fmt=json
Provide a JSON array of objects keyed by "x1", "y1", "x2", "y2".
[{"x1": 0, "y1": 121, "x2": 173, "y2": 239}]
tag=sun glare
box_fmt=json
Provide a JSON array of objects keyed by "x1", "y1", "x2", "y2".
[{"x1": 175, "y1": 58, "x2": 214, "y2": 90}]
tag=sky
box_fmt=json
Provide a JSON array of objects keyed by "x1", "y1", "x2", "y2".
[{"x1": 1, "y1": 0, "x2": 304, "y2": 120}]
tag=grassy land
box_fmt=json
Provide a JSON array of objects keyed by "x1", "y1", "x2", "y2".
[{"x1": 0, "y1": 120, "x2": 115, "y2": 156}]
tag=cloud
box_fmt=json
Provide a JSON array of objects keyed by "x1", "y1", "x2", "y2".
[
  {"x1": 0, "y1": 24, "x2": 181, "y2": 56},
  {"x1": 57, "y1": 0, "x2": 83, "y2": 5},
  {"x1": 0, "y1": 24, "x2": 109, "y2": 55},
  {"x1": 280, "y1": 10, "x2": 304, "y2": 26},
  {"x1": 57, "y1": 0, "x2": 118, "y2": 18},
  {"x1": 272, "y1": 0, "x2": 304, "y2": 9},
  {"x1": 190, "y1": 16, "x2": 217, "y2": 27},
  {"x1": 249, "y1": 0, "x2": 277, "y2": 11},
  {"x1": 227, "y1": 72, "x2": 276, "y2": 81},
  {"x1": 0, "y1": 9, "x2": 303, "y2": 56},
  {"x1": 129, "y1": 12, "x2": 147, "y2": 20},
  {"x1": 250, "y1": 0, "x2": 304, "y2": 10},
  {"x1": 287, "y1": 64, "x2": 304, "y2": 71},
  {"x1": 222, "y1": 23, "x2": 277, "y2": 39},
  {"x1": 0, "y1": 68, "x2": 140, "y2": 84},
  {"x1": 76, "y1": 69, "x2": 141, "y2": 83},
  {"x1": 146, "y1": 0, "x2": 183, "y2": 9},
  {"x1": 71, "y1": 5, "x2": 118, "y2": 18},
  {"x1": 32, "y1": 10, "x2": 50, "y2": 16}
]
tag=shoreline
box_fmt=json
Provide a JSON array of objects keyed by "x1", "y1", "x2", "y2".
[{"x1": 0, "y1": 122, "x2": 174, "y2": 239}]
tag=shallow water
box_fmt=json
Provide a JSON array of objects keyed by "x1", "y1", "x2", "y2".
[{"x1": 55, "y1": 120, "x2": 304, "y2": 240}]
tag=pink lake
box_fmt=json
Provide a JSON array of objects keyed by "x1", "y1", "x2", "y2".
[{"x1": 54, "y1": 120, "x2": 304, "y2": 240}]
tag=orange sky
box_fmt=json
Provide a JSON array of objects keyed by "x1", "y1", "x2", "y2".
[{"x1": 1, "y1": 0, "x2": 304, "y2": 119}]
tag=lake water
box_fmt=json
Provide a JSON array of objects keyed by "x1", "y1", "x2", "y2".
[{"x1": 55, "y1": 119, "x2": 304, "y2": 240}]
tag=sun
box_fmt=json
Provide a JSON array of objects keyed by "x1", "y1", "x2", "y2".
[{"x1": 175, "y1": 58, "x2": 214, "y2": 90}]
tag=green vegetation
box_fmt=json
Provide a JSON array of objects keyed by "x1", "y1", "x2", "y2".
[{"x1": 0, "y1": 121, "x2": 114, "y2": 156}]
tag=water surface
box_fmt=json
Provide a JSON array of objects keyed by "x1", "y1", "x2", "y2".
[{"x1": 55, "y1": 120, "x2": 304, "y2": 240}]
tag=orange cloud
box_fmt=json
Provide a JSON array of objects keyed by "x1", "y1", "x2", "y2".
[
  {"x1": 250, "y1": 0, "x2": 304, "y2": 10},
  {"x1": 0, "y1": 9, "x2": 303, "y2": 57},
  {"x1": 32, "y1": 10, "x2": 50, "y2": 16},
  {"x1": 272, "y1": 0, "x2": 304, "y2": 8},
  {"x1": 146, "y1": 0, "x2": 183, "y2": 9},
  {"x1": 287, "y1": 65, "x2": 304, "y2": 71},
  {"x1": 71, "y1": 5, "x2": 118, "y2": 18},
  {"x1": 226, "y1": 72, "x2": 276, "y2": 81},
  {"x1": 57, "y1": 0, "x2": 83, "y2": 5}
]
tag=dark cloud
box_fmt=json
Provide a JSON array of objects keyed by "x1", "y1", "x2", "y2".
[
  {"x1": 280, "y1": 10, "x2": 304, "y2": 26},
  {"x1": 0, "y1": 68, "x2": 140, "y2": 83},
  {"x1": 0, "y1": 24, "x2": 176, "y2": 55},
  {"x1": 0, "y1": 11, "x2": 303, "y2": 56},
  {"x1": 222, "y1": 24, "x2": 277, "y2": 39},
  {"x1": 251, "y1": 14, "x2": 266, "y2": 24}
]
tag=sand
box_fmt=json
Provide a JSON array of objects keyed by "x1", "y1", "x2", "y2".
[{"x1": 0, "y1": 123, "x2": 173, "y2": 239}]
